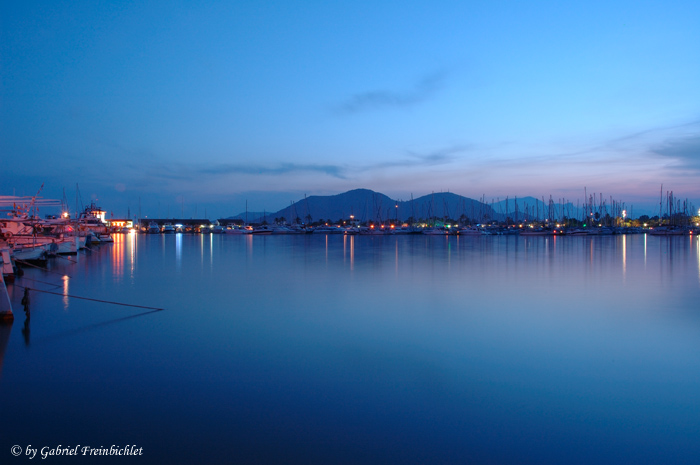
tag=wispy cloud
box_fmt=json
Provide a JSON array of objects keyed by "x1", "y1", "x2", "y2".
[
  {"x1": 335, "y1": 71, "x2": 446, "y2": 114},
  {"x1": 652, "y1": 133, "x2": 700, "y2": 172},
  {"x1": 406, "y1": 145, "x2": 467, "y2": 164},
  {"x1": 188, "y1": 146, "x2": 464, "y2": 180},
  {"x1": 609, "y1": 119, "x2": 700, "y2": 147},
  {"x1": 504, "y1": 119, "x2": 700, "y2": 171},
  {"x1": 363, "y1": 145, "x2": 467, "y2": 171},
  {"x1": 197, "y1": 162, "x2": 347, "y2": 178}
]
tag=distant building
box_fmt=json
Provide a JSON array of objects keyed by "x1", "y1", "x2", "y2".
[{"x1": 107, "y1": 219, "x2": 134, "y2": 229}]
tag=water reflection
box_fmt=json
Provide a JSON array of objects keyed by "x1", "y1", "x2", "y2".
[
  {"x1": 111, "y1": 232, "x2": 124, "y2": 277},
  {"x1": 343, "y1": 234, "x2": 355, "y2": 271},
  {"x1": 36, "y1": 309, "x2": 163, "y2": 345},
  {"x1": 21, "y1": 317, "x2": 29, "y2": 346},
  {"x1": 208, "y1": 233, "x2": 213, "y2": 269},
  {"x1": 175, "y1": 233, "x2": 183, "y2": 271},
  {"x1": 622, "y1": 234, "x2": 627, "y2": 279},
  {"x1": 62, "y1": 275, "x2": 69, "y2": 310},
  {"x1": 3, "y1": 233, "x2": 700, "y2": 464},
  {"x1": 128, "y1": 230, "x2": 136, "y2": 279}
]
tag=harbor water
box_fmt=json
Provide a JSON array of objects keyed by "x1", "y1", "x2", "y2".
[{"x1": 2, "y1": 233, "x2": 700, "y2": 464}]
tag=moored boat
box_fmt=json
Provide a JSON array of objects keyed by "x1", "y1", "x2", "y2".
[
  {"x1": 648, "y1": 226, "x2": 689, "y2": 236},
  {"x1": 147, "y1": 222, "x2": 161, "y2": 234},
  {"x1": 224, "y1": 225, "x2": 251, "y2": 235}
]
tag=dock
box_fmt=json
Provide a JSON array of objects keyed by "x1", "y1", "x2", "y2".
[{"x1": 0, "y1": 272, "x2": 13, "y2": 322}]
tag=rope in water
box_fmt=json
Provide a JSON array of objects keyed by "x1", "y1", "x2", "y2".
[
  {"x1": 15, "y1": 276, "x2": 63, "y2": 289},
  {"x1": 13, "y1": 259, "x2": 72, "y2": 278},
  {"x1": 15, "y1": 284, "x2": 164, "y2": 311}
]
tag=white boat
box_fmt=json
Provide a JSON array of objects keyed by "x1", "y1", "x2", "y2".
[
  {"x1": 285, "y1": 225, "x2": 309, "y2": 234},
  {"x1": 147, "y1": 222, "x2": 160, "y2": 234},
  {"x1": 250, "y1": 225, "x2": 273, "y2": 235},
  {"x1": 57, "y1": 235, "x2": 86, "y2": 254},
  {"x1": 313, "y1": 226, "x2": 345, "y2": 234},
  {"x1": 10, "y1": 242, "x2": 54, "y2": 262},
  {"x1": 648, "y1": 226, "x2": 688, "y2": 236},
  {"x1": 77, "y1": 202, "x2": 115, "y2": 242},
  {"x1": 568, "y1": 228, "x2": 589, "y2": 236},
  {"x1": 224, "y1": 225, "x2": 251, "y2": 235},
  {"x1": 269, "y1": 225, "x2": 306, "y2": 234},
  {"x1": 422, "y1": 227, "x2": 448, "y2": 235},
  {"x1": 357, "y1": 226, "x2": 388, "y2": 235},
  {"x1": 162, "y1": 223, "x2": 176, "y2": 234},
  {"x1": 520, "y1": 228, "x2": 555, "y2": 236},
  {"x1": 458, "y1": 226, "x2": 483, "y2": 236}
]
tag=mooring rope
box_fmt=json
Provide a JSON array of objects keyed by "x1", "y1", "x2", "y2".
[
  {"x1": 15, "y1": 276, "x2": 63, "y2": 289},
  {"x1": 13, "y1": 259, "x2": 72, "y2": 278},
  {"x1": 14, "y1": 284, "x2": 164, "y2": 311}
]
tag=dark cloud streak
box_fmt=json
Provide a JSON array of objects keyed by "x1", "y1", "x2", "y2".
[
  {"x1": 197, "y1": 162, "x2": 347, "y2": 178},
  {"x1": 335, "y1": 71, "x2": 446, "y2": 114},
  {"x1": 652, "y1": 133, "x2": 700, "y2": 171},
  {"x1": 346, "y1": 145, "x2": 468, "y2": 172}
]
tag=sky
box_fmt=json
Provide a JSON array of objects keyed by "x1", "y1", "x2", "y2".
[{"x1": 2, "y1": 0, "x2": 699, "y2": 219}]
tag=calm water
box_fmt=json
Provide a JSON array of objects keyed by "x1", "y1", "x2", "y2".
[{"x1": 2, "y1": 233, "x2": 700, "y2": 464}]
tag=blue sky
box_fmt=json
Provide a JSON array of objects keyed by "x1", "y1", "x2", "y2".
[{"x1": 2, "y1": 0, "x2": 699, "y2": 219}]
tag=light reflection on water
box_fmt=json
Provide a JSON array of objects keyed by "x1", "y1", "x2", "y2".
[
  {"x1": 61, "y1": 275, "x2": 69, "y2": 310},
  {"x1": 2, "y1": 233, "x2": 700, "y2": 464}
]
